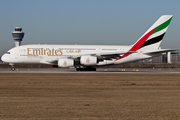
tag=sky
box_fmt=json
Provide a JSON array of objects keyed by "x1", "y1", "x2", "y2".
[{"x1": 0, "y1": 0, "x2": 180, "y2": 56}]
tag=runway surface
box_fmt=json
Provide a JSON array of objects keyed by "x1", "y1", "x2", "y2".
[
  {"x1": 1, "y1": 68, "x2": 180, "y2": 73},
  {"x1": 0, "y1": 73, "x2": 180, "y2": 119}
]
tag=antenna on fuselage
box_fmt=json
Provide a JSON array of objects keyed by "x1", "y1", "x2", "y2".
[{"x1": 12, "y1": 26, "x2": 25, "y2": 47}]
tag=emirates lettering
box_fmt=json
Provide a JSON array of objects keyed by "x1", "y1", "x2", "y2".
[{"x1": 27, "y1": 48, "x2": 63, "y2": 56}]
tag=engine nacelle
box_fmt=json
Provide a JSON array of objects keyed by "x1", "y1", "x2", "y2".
[
  {"x1": 58, "y1": 59, "x2": 74, "y2": 68},
  {"x1": 80, "y1": 56, "x2": 98, "y2": 65}
]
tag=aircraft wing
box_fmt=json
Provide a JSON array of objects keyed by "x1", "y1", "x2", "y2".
[
  {"x1": 96, "y1": 51, "x2": 136, "y2": 56},
  {"x1": 61, "y1": 51, "x2": 136, "y2": 60},
  {"x1": 71, "y1": 51, "x2": 136, "y2": 60},
  {"x1": 94, "y1": 51, "x2": 136, "y2": 60},
  {"x1": 39, "y1": 51, "x2": 136, "y2": 64}
]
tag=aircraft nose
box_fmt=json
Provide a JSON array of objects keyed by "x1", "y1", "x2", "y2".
[
  {"x1": 1, "y1": 54, "x2": 6, "y2": 62},
  {"x1": 1, "y1": 54, "x2": 10, "y2": 63}
]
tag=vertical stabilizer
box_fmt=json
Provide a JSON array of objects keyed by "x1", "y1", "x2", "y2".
[
  {"x1": 131, "y1": 15, "x2": 173, "y2": 51},
  {"x1": 116, "y1": 15, "x2": 173, "y2": 61}
]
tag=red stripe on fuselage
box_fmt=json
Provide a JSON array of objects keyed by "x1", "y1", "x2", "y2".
[{"x1": 115, "y1": 27, "x2": 157, "y2": 61}]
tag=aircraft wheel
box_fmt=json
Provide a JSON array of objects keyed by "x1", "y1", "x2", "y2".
[
  {"x1": 11, "y1": 66, "x2": 15, "y2": 71},
  {"x1": 76, "y1": 68, "x2": 84, "y2": 71},
  {"x1": 92, "y1": 68, "x2": 96, "y2": 71},
  {"x1": 84, "y1": 68, "x2": 96, "y2": 71},
  {"x1": 80, "y1": 68, "x2": 84, "y2": 71}
]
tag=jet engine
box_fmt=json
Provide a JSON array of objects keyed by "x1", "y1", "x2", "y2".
[
  {"x1": 80, "y1": 56, "x2": 98, "y2": 65},
  {"x1": 58, "y1": 59, "x2": 74, "y2": 68}
]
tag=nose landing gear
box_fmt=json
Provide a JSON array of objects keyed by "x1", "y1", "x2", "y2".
[
  {"x1": 9, "y1": 63, "x2": 15, "y2": 71},
  {"x1": 11, "y1": 66, "x2": 15, "y2": 71}
]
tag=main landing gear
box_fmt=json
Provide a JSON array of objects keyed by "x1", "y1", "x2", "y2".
[{"x1": 76, "y1": 67, "x2": 96, "y2": 71}]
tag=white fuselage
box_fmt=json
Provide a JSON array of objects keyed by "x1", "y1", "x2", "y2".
[{"x1": 1, "y1": 44, "x2": 152, "y2": 66}]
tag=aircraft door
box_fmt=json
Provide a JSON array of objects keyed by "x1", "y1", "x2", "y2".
[{"x1": 15, "y1": 53, "x2": 19, "y2": 59}]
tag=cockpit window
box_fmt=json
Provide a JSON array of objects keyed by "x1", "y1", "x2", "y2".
[{"x1": 6, "y1": 52, "x2": 10, "y2": 54}]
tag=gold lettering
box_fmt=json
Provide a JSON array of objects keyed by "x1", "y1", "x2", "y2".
[
  {"x1": 44, "y1": 49, "x2": 47, "y2": 55},
  {"x1": 55, "y1": 50, "x2": 58, "y2": 55},
  {"x1": 27, "y1": 48, "x2": 32, "y2": 55},
  {"x1": 78, "y1": 50, "x2": 81, "y2": 53},
  {"x1": 27, "y1": 48, "x2": 64, "y2": 56},
  {"x1": 66, "y1": 49, "x2": 81, "y2": 53},
  {"x1": 52, "y1": 48, "x2": 54, "y2": 55},
  {"x1": 33, "y1": 49, "x2": 41, "y2": 55},
  {"x1": 59, "y1": 50, "x2": 63, "y2": 55},
  {"x1": 47, "y1": 49, "x2": 51, "y2": 55},
  {"x1": 60, "y1": 50, "x2": 63, "y2": 55},
  {"x1": 55, "y1": 49, "x2": 63, "y2": 55},
  {"x1": 41, "y1": 48, "x2": 43, "y2": 55}
]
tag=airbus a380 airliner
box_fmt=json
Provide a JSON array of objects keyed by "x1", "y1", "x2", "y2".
[{"x1": 1, "y1": 15, "x2": 177, "y2": 71}]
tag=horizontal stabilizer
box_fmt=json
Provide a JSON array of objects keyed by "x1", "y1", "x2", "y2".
[{"x1": 144, "y1": 49, "x2": 179, "y2": 55}]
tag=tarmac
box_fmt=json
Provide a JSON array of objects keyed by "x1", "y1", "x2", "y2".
[
  {"x1": 1, "y1": 68, "x2": 180, "y2": 119},
  {"x1": 0, "y1": 68, "x2": 180, "y2": 73}
]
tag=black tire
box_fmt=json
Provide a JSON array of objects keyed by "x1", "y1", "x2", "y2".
[
  {"x1": 11, "y1": 67, "x2": 15, "y2": 71},
  {"x1": 92, "y1": 68, "x2": 96, "y2": 71},
  {"x1": 80, "y1": 68, "x2": 84, "y2": 71},
  {"x1": 84, "y1": 68, "x2": 96, "y2": 71}
]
